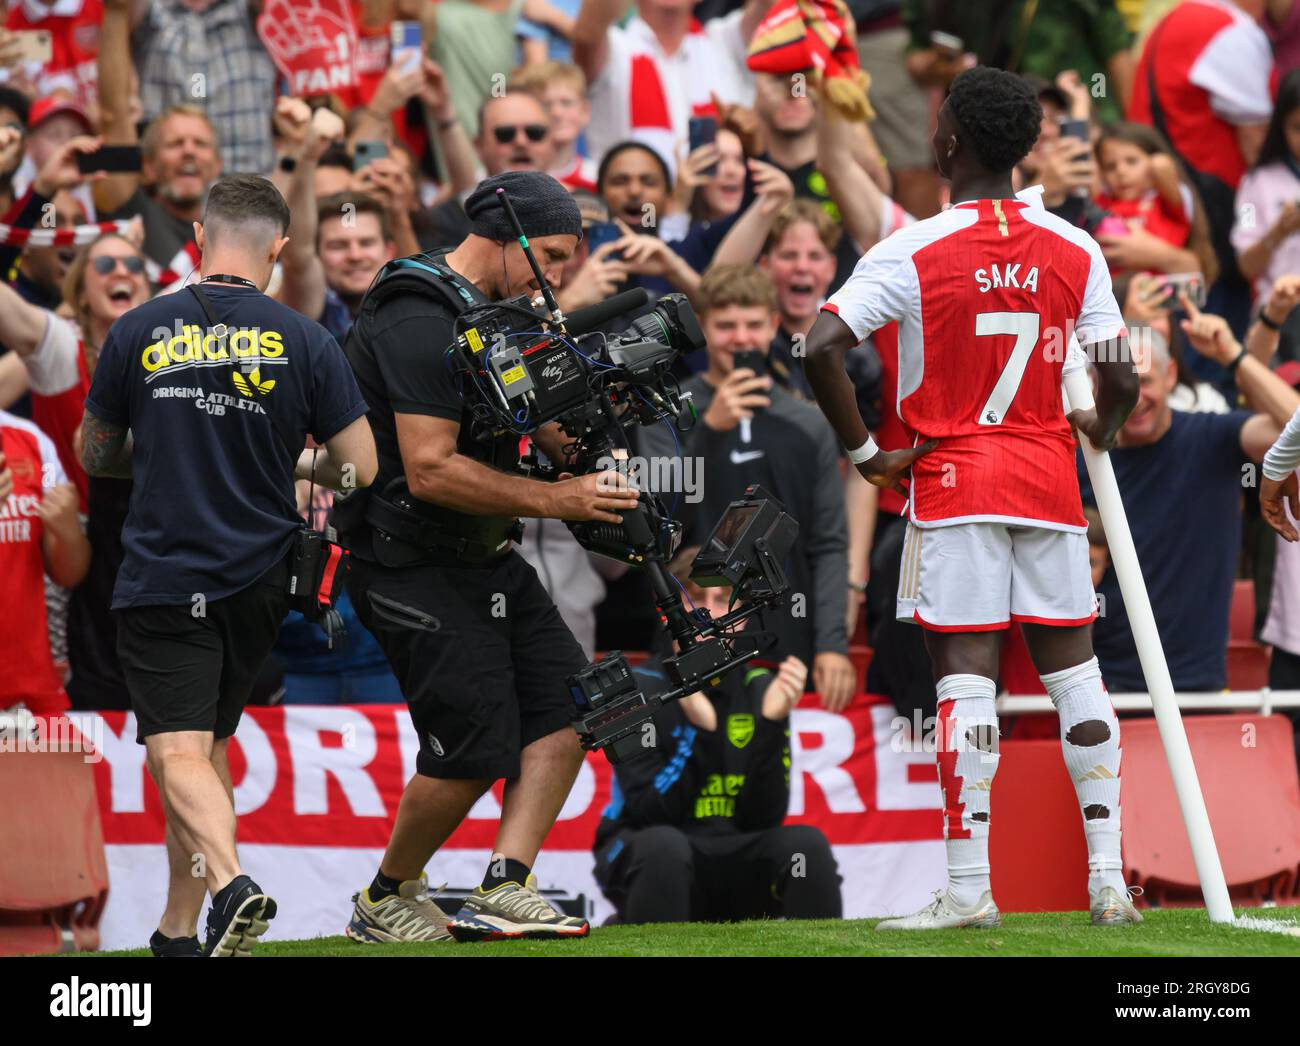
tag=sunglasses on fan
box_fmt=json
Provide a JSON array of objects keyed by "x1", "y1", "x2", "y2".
[
  {"x1": 492, "y1": 123, "x2": 548, "y2": 144},
  {"x1": 91, "y1": 255, "x2": 146, "y2": 276}
]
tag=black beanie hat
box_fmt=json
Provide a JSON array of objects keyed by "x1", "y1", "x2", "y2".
[{"x1": 465, "y1": 171, "x2": 583, "y2": 242}]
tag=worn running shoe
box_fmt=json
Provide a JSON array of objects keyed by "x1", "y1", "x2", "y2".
[
  {"x1": 346, "y1": 873, "x2": 453, "y2": 943},
  {"x1": 448, "y1": 873, "x2": 590, "y2": 942},
  {"x1": 203, "y1": 875, "x2": 277, "y2": 957},
  {"x1": 149, "y1": 930, "x2": 202, "y2": 957},
  {"x1": 1091, "y1": 885, "x2": 1144, "y2": 926},
  {"x1": 875, "y1": 890, "x2": 1002, "y2": 931}
]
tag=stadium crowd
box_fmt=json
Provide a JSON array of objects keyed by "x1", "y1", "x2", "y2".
[{"x1": 3, "y1": 0, "x2": 1300, "y2": 926}]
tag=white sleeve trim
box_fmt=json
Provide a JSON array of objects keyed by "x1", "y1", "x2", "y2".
[
  {"x1": 24, "y1": 313, "x2": 82, "y2": 396},
  {"x1": 1188, "y1": 19, "x2": 1274, "y2": 126}
]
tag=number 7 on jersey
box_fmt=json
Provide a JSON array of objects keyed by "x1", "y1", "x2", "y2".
[{"x1": 975, "y1": 311, "x2": 1040, "y2": 425}]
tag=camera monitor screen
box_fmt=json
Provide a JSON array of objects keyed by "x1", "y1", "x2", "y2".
[{"x1": 707, "y1": 505, "x2": 761, "y2": 555}]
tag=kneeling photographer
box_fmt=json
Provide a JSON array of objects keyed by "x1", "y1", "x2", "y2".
[
  {"x1": 339, "y1": 171, "x2": 639, "y2": 944},
  {"x1": 592, "y1": 549, "x2": 842, "y2": 925}
]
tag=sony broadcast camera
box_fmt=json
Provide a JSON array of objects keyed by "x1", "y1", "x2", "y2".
[{"x1": 443, "y1": 187, "x2": 800, "y2": 762}]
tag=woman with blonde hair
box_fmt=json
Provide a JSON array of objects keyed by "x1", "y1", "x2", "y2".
[{"x1": 0, "y1": 230, "x2": 150, "y2": 711}]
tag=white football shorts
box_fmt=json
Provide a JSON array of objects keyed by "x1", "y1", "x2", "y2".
[{"x1": 896, "y1": 521, "x2": 1097, "y2": 631}]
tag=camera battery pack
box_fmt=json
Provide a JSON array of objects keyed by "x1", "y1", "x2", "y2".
[{"x1": 490, "y1": 343, "x2": 534, "y2": 400}]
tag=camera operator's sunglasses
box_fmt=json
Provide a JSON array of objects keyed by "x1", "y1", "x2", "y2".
[
  {"x1": 91, "y1": 255, "x2": 146, "y2": 276},
  {"x1": 492, "y1": 123, "x2": 548, "y2": 144}
]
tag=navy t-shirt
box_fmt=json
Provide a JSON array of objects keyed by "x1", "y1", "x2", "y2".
[
  {"x1": 85, "y1": 284, "x2": 367, "y2": 609},
  {"x1": 1078, "y1": 409, "x2": 1251, "y2": 692}
]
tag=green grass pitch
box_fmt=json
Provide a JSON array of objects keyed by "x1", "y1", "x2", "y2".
[{"x1": 82, "y1": 907, "x2": 1300, "y2": 957}]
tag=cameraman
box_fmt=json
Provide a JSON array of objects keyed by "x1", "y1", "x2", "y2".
[
  {"x1": 81, "y1": 174, "x2": 377, "y2": 958},
  {"x1": 340, "y1": 170, "x2": 639, "y2": 944}
]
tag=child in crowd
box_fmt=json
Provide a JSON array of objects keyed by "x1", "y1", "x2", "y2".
[
  {"x1": 510, "y1": 60, "x2": 597, "y2": 192},
  {"x1": 1093, "y1": 122, "x2": 1215, "y2": 279}
]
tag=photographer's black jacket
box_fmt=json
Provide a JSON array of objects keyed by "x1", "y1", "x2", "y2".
[{"x1": 594, "y1": 658, "x2": 792, "y2": 848}]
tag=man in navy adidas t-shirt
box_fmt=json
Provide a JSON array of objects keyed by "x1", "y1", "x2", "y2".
[
  {"x1": 82, "y1": 174, "x2": 377, "y2": 958},
  {"x1": 1081, "y1": 317, "x2": 1299, "y2": 693}
]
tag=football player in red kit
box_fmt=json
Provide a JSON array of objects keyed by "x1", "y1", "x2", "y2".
[{"x1": 805, "y1": 67, "x2": 1140, "y2": 929}]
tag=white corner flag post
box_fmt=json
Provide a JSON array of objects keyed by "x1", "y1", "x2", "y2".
[{"x1": 1062, "y1": 367, "x2": 1235, "y2": 924}]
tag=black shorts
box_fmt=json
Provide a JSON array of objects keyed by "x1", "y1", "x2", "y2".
[
  {"x1": 116, "y1": 558, "x2": 290, "y2": 744},
  {"x1": 350, "y1": 550, "x2": 587, "y2": 780}
]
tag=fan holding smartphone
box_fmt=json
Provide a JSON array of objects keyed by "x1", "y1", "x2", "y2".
[{"x1": 77, "y1": 145, "x2": 144, "y2": 176}]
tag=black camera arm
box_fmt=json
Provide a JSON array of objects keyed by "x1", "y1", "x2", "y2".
[{"x1": 569, "y1": 485, "x2": 798, "y2": 762}]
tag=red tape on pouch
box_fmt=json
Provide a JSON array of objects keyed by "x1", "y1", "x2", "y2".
[{"x1": 317, "y1": 544, "x2": 346, "y2": 607}]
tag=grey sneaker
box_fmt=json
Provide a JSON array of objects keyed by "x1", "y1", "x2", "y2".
[
  {"x1": 1091, "y1": 885, "x2": 1144, "y2": 926},
  {"x1": 345, "y1": 873, "x2": 453, "y2": 943},
  {"x1": 876, "y1": 890, "x2": 1002, "y2": 931},
  {"x1": 448, "y1": 873, "x2": 590, "y2": 942},
  {"x1": 203, "y1": 875, "x2": 277, "y2": 957}
]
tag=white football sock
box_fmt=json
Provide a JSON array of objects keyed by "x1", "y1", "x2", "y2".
[
  {"x1": 934, "y1": 674, "x2": 1000, "y2": 909},
  {"x1": 1040, "y1": 656, "x2": 1126, "y2": 898}
]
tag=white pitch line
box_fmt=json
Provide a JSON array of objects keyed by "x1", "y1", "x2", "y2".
[{"x1": 1232, "y1": 915, "x2": 1300, "y2": 938}]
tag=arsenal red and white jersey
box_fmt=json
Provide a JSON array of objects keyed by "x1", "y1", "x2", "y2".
[
  {"x1": 0, "y1": 408, "x2": 67, "y2": 709},
  {"x1": 3, "y1": 0, "x2": 102, "y2": 111},
  {"x1": 1129, "y1": 0, "x2": 1274, "y2": 191},
  {"x1": 584, "y1": 11, "x2": 754, "y2": 172},
  {"x1": 824, "y1": 196, "x2": 1125, "y2": 531}
]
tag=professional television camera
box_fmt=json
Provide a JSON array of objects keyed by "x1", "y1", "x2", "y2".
[{"x1": 447, "y1": 188, "x2": 800, "y2": 762}]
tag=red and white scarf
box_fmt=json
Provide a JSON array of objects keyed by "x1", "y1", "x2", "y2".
[
  {"x1": 150, "y1": 239, "x2": 203, "y2": 288},
  {"x1": 0, "y1": 220, "x2": 201, "y2": 287},
  {"x1": 0, "y1": 218, "x2": 133, "y2": 248}
]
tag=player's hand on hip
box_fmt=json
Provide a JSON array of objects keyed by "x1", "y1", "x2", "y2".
[
  {"x1": 1261, "y1": 472, "x2": 1300, "y2": 543},
  {"x1": 701, "y1": 368, "x2": 772, "y2": 431},
  {"x1": 550, "y1": 469, "x2": 640, "y2": 523},
  {"x1": 762, "y1": 655, "x2": 808, "y2": 720},
  {"x1": 813, "y1": 651, "x2": 855, "y2": 712},
  {"x1": 856, "y1": 439, "x2": 937, "y2": 494}
]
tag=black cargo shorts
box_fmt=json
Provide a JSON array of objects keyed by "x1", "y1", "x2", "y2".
[{"x1": 349, "y1": 550, "x2": 587, "y2": 779}]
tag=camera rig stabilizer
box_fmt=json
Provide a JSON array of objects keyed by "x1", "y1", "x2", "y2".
[
  {"x1": 444, "y1": 187, "x2": 800, "y2": 762},
  {"x1": 568, "y1": 488, "x2": 798, "y2": 762}
]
